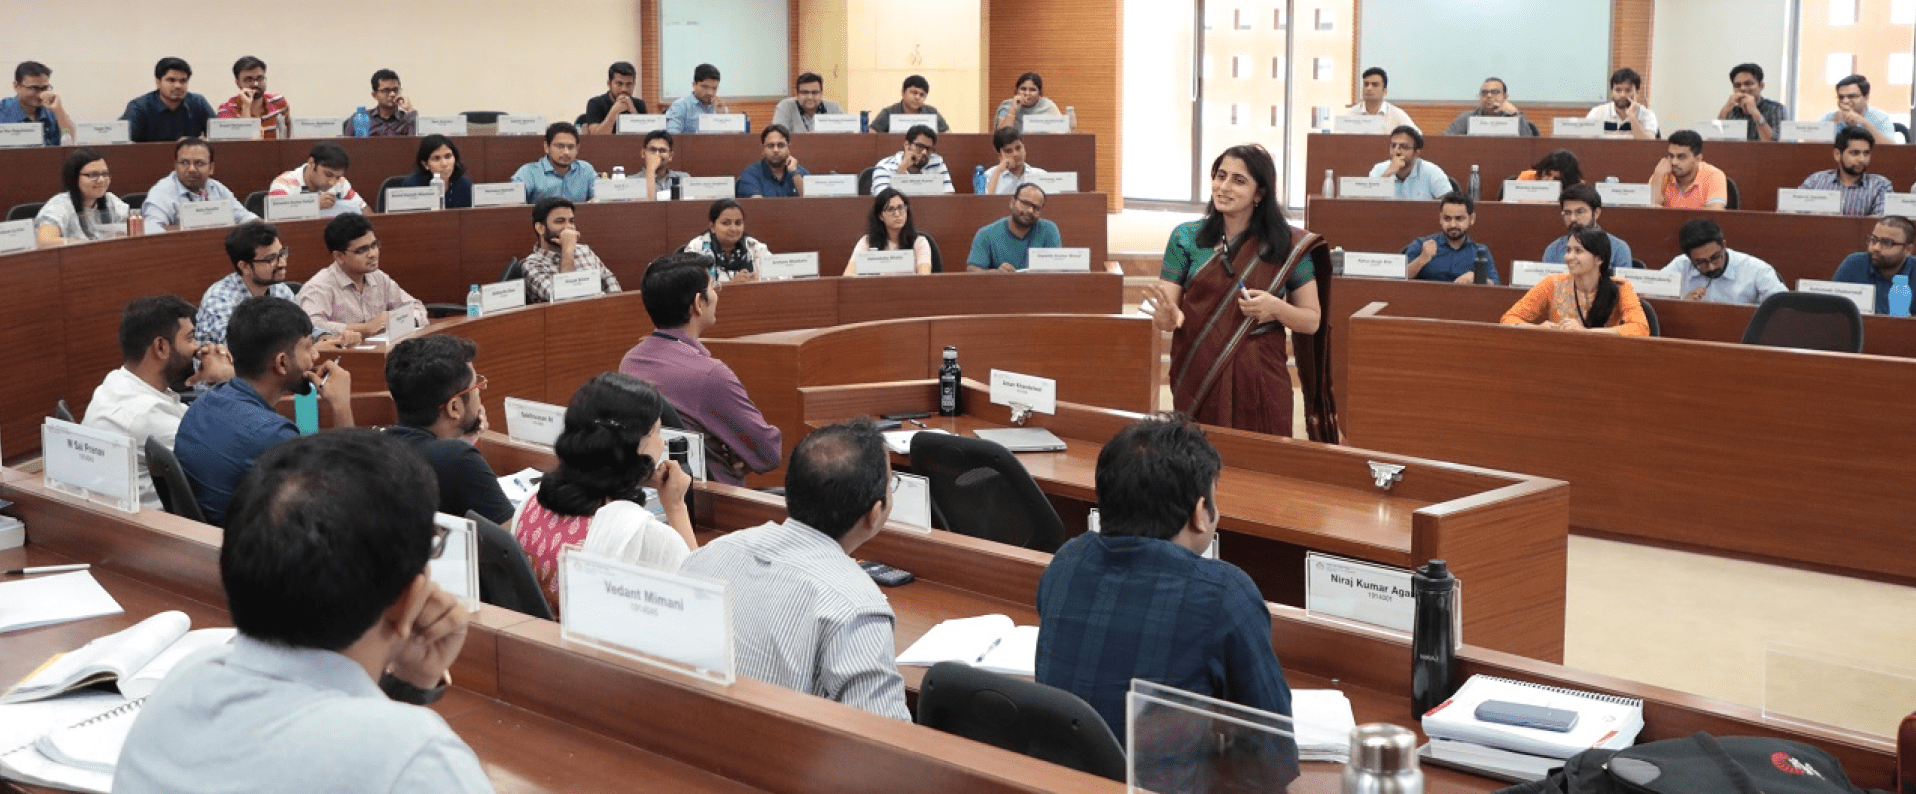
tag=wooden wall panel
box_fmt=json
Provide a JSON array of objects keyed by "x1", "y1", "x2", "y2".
[
  {"x1": 986, "y1": 0, "x2": 1122, "y2": 212},
  {"x1": 1612, "y1": 0, "x2": 1656, "y2": 103}
]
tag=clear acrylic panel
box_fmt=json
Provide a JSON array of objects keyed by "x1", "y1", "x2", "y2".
[
  {"x1": 1763, "y1": 642, "x2": 1916, "y2": 740},
  {"x1": 1126, "y1": 679, "x2": 1300, "y2": 793},
  {"x1": 559, "y1": 547, "x2": 736, "y2": 685}
]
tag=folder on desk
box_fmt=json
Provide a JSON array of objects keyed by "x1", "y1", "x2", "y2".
[{"x1": 971, "y1": 427, "x2": 1066, "y2": 453}]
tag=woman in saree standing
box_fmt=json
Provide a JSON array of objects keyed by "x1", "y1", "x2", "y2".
[{"x1": 1145, "y1": 144, "x2": 1338, "y2": 440}]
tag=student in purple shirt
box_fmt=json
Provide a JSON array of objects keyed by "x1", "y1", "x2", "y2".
[{"x1": 619, "y1": 252, "x2": 782, "y2": 485}]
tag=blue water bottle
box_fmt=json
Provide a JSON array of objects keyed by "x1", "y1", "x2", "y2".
[
  {"x1": 352, "y1": 106, "x2": 370, "y2": 138},
  {"x1": 973, "y1": 165, "x2": 987, "y2": 194},
  {"x1": 1891, "y1": 274, "x2": 1912, "y2": 317}
]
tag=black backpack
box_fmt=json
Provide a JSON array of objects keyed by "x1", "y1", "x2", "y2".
[{"x1": 1495, "y1": 732, "x2": 1890, "y2": 794}]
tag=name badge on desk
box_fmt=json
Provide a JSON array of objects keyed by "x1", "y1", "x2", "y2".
[
  {"x1": 595, "y1": 178, "x2": 646, "y2": 203},
  {"x1": 1696, "y1": 119, "x2": 1748, "y2": 140},
  {"x1": 1776, "y1": 189, "x2": 1840, "y2": 215},
  {"x1": 550, "y1": 270, "x2": 601, "y2": 302},
  {"x1": 892, "y1": 173, "x2": 945, "y2": 196},
  {"x1": 812, "y1": 114, "x2": 860, "y2": 133},
  {"x1": 73, "y1": 121, "x2": 129, "y2": 145},
  {"x1": 1886, "y1": 193, "x2": 1916, "y2": 217},
  {"x1": 989, "y1": 369, "x2": 1057, "y2": 415},
  {"x1": 762, "y1": 251, "x2": 819, "y2": 280},
  {"x1": 42, "y1": 418, "x2": 139, "y2": 514},
  {"x1": 890, "y1": 473, "x2": 932, "y2": 533},
  {"x1": 559, "y1": 548, "x2": 736, "y2": 684},
  {"x1": 1778, "y1": 120, "x2": 1835, "y2": 143},
  {"x1": 265, "y1": 193, "x2": 320, "y2": 221},
  {"x1": 889, "y1": 113, "x2": 937, "y2": 132},
  {"x1": 1503, "y1": 180, "x2": 1560, "y2": 204},
  {"x1": 1332, "y1": 115, "x2": 1385, "y2": 135},
  {"x1": 681, "y1": 176, "x2": 735, "y2": 201},
  {"x1": 1022, "y1": 115, "x2": 1070, "y2": 134},
  {"x1": 1798, "y1": 279, "x2": 1874, "y2": 315},
  {"x1": 1617, "y1": 268, "x2": 1682, "y2": 299},
  {"x1": 1305, "y1": 553, "x2": 1421, "y2": 635},
  {"x1": 1467, "y1": 116, "x2": 1519, "y2": 137},
  {"x1": 855, "y1": 249, "x2": 915, "y2": 276},
  {"x1": 472, "y1": 182, "x2": 525, "y2": 208},
  {"x1": 659, "y1": 428, "x2": 707, "y2": 483},
  {"x1": 0, "y1": 219, "x2": 34, "y2": 253},
  {"x1": 428, "y1": 513, "x2": 481, "y2": 612},
  {"x1": 480, "y1": 280, "x2": 526, "y2": 314},
  {"x1": 1031, "y1": 171, "x2": 1078, "y2": 193},
  {"x1": 1026, "y1": 248, "x2": 1091, "y2": 272},
  {"x1": 1338, "y1": 177, "x2": 1394, "y2": 199},
  {"x1": 504, "y1": 397, "x2": 565, "y2": 446},
  {"x1": 1595, "y1": 182, "x2": 1653, "y2": 207},
  {"x1": 416, "y1": 115, "x2": 468, "y2": 136},
  {"x1": 383, "y1": 186, "x2": 440, "y2": 213},
  {"x1": 498, "y1": 115, "x2": 547, "y2": 136},
  {"x1": 177, "y1": 200, "x2": 234, "y2": 231},
  {"x1": 805, "y1": 173, "x2": 857, "y2": 196},
  {"x1": 1510, "y1": 260, "x2": 1567, "y2": 288},
  {"x1": 616, "y1": 114, "x2": 667, "y2": 134},
  {"x1": 1553, "y1": 118, "x2": 1603, "y2": 138},
  {"x1": 0, "y1": 123, "x2": 44, "y2": 148},
  {"x1": 291, "y1": 117, "x2": 341, "y2": 138},
  {"x1": 1343, "y1": 252, "x2": 1406, "y2": 279},
  {"x1": 385, "y1": 310, "x2": 421, "y2": 344},
  {"x1": 697, "y1": 114, "x2": 748, "y2": 134},
  {"x1": 206, "y1": 118, "x2": 260, "y2": 141}
]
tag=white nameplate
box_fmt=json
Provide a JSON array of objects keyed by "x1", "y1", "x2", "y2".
[
  {"x1": 805, "y1": 173, "x2": 857, "y2": 197},
  {"x1": 1339, "y1": 176, "x2": 1395, "y2": 199},
  {"x1": 1886, "y1": 193, "x2": 1916, "y2": 217},
  {"x1": 1026, "y1": 247, "x2": 1091, "y2": 272},
  {"x1": 1697, "y1": 119, "x2": 1748, "y2": 140},
  {"x1": 812, "y1": 113, "x2": 860, "y2": 133},
  {"x1": 1779, "y1": 120, "x2": 1835, "y2": 143},
  {"x1": 1467, "y1": 116, "x2": 1519, "y2": 137},
  {"x1": 1332, "y1": 114, "x2": 1386, "y2": 135},
  {"x1": 428, "y1": 513, "x2": 481, "y2": 612},
  {"x1": 1503, "y1": 180, "x2": 1561, "y2": 204},
  {"x1": 1510, "y1": 260, "x2": 1568, "y2": 288},
  {"x1": 498, "y1": 115, "x2": 547, "y2": 136},
  {"x1": 890, "y1": 472, "x2": 932, "y2": 533},
  {"x1": 1596, "y1": 182, "x2": 1653, "y2": 207},
  {"x1": 384, "y1": 186, "x2": 440, "y2": 213},
  {"x1": 697, "y1": 114, "x2": 748, "y2": 134},
  {"x1": 1343, "y1": 252, "x2": 1407, "y2": 279},
  {"x1": 988, "y1": 369, "x2": 1057, "y2": 415},
  {"x1": 0, "y1": 219, "x2": 35, "y2": 253},
  {"x1": 73, "y1": 121, "x2": 129, "y2": 145},
  {"x1": 1798, "y1": 279, "x2": 1875, "y2": 315},
  {"x1": 472, "y1": 182, "x2": 525, "y2": 208},
  {"x1": 206, "y1": 118, "x2": 261, "y2": 141},
  {"x1": 890, "y1": 113, "x2": 937, "y2": 132},
  {"x1": 291, "y1": 117, "x2": 340, "y2": 139},
  {"x1": 675, "y1": 176, "x2": 729, "y2": 201},
  {"x1": 658, "y1": 428, "x2": 707, "y2": 483},
  {"x1": 480, "y1": 280, "x2": 526, "y2": 313},
  {"x1": 855, "y1": 249, "x2": 915, "y2": 276},
  {"x1": 42, "y1": 418, "x2": 139, "y2": 513},
  {"x1": 1022, "y1": 114, "x2": 1070, "y2": 134},
  {"x1": 177, "y1": 200, "x2": 233, "y2": 231},
  {"x1": 616, "y1": 114, "x2": 668, "y2": 134},
  {"x1": 559, "y1": 548, "x2": 735, "y2": 684},
  {"x1": 1553, "y1": 118, "x2": 1603, "y2": 138},
  {"x1": 1776, "y1": 189, "x2": 1841, "y2": 215},
  {"x1": 761, "y1": 251, "x2": 818, "y2": 280},
  {"x1": 1617, "y1": 268, "x2": 1682, "y2": 299},
  {"x1": 264, "y1": 193, "x2": 320, "y2": 221},
  {"x1": 504, "y1": 397, "x2": 566, "y2": 446},
  {"x1": 891, "y1": 173, "x2": 945, "y2": 196},
  {"x1": 384, "y1": 310, "x2": 421, "y2": 344},
  {"x1": 1030, "y1": 171, "x2": 1078, "y2": 193},
  {"x1": 595, "y1": 178, "x2": 647, "y2": 203},
  {"x1": 550, "y1": 269, "x2": 601, "y2": 301},
  {"x1": 0, "y1": 123, "x2": 45, "y2": 147},
  {"x1": 416, "y1": 116, "x2": 468, "y2": 136},
  {"x1": 1305, "y1": 554, "x2": 1417, "y2": 634}
]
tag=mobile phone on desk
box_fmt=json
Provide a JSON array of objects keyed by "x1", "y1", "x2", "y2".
[{"x1": 858, "y1": 560, "x2": 913, "y2": 587}]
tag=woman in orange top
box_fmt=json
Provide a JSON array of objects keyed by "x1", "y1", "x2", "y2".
[{"x1": 1500, "y1": 225, "x2": 1650, "y2": 336}]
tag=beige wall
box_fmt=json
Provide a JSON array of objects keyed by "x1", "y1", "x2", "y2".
[
  {"x1": 796, "y1": 0, "x2": 851, "y2": 106},
  {"x1": 836, "y1": 0, "x2": 987, "y2": 132}
]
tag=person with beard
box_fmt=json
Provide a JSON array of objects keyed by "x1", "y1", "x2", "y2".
[
  {"x1": 83, "y1": 295, "x2": 235, "y2": 509},
  {"x1": 1798, "y1": 126, "x2": 1891, "y2": 217},
  {"x1": 522, "y1": 196, "x2": 622, "y2": 303},
  {"x1": 198, "y1": 221, "x2": 355, "y2": 347},
  {"x1": 1501, "y1": 225, "x2": 1650, "y2": 335},
  {"x1": 140, "y1": 137, "x2": 259, "y2": 233},
  {"x1": 736, "y1": 124, "x2": 807, "y2": 198},
  {"x1": 1585, "y1": 67, "x2": 1658, "y2": 140},
  {"x1": 120, "y1": 57, "x2": 214, "y2": 143},
  {"x1": 966, "y1": 184, "x2": 1061, "y2": 271},
  {"x1": 1659, "y1": 218, "x2": 1784, "y2": 304},
  {"x1": 869, "y1": 125, "x2": 954, "y2": 194},
  {"x1": 175, "y1": 296, "x2": 354, "y2": 524},
  {"x1": 1400, "y1": 191, "x2": 1498, "y2": 283},
  {"x1": 383, "y1": 336, "x2": 514, "y2": 525},
  {"x1": 1650, "y1": 130, "x2": 1728, "y2": 210},
  {"x1": 511, "y1": 122, "x2": 595, "y2": 203},
  {"x1": 1543, "y1": 184, "x2": 1634, "y2": 271},
  {"x1": 1833, "y1": 215, "x2": 1916, "y2": 314}
]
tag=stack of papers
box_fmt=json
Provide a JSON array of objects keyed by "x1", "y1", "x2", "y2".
[
  {"x1": 896, "y1": 614, "x2": 1038, "y2": 676},
  {"x1": 0, "y1": 572, "x2": 122, "y2": 633},
  {"x1": 1419, "y1": 675, "x2": 1644, "y2": 782},
  {"x1": 1293, "y1": 689, "x2": 1357, "y2": 763}
]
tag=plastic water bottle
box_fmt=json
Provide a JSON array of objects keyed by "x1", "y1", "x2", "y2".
[
  {"x1": 938, "y1": 346, "x2": 961, "y2": 417},
  {"x1": 1410, "y1": 559, "x2": 1457, "y2": 718},
  {"x1": 1065, "y1": 105, "x2": 1077, "y2": 131},
  {"x1": 1891, "y1": 274, "x2": 1912, "y2": 317},
  {"x1": 1323, "y1": 169, "x2": 1335, "y2": 198},
  {"x1": 973, "y1": 165, "x2": 987, "y2": 194},
  {"x1": 612, "y1": 165, "x2": 626, "y2": 181},
  {"x1": 859, "y1": 110, "x2": 870, "y2": 133},
  {"x1": 352, "y1": 106, "x2": 370, "y2": 138},
  {"x1": 1466, "y1": 164, "x2": 1480, "y2": 202},
  {"x1": 430, "y1": 173, "x2": 445, "y2": 210},
  {"x1": 466, "y1": 284, "x2": 481, "y2": 318}
]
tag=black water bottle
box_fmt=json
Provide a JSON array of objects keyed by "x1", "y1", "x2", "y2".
[
  {"x1": 1410, "y1": 559, "x2": 1457, "y2": 718},
  {"x1": 938, "y1": 346, "x2": 961, "y2": 417},
  {"x1": 667, "y1": 435, "x2": 695, "y2": 513},
  {"x1": 1471, "y1": 247, "x2": 1489, "y2": 285}
]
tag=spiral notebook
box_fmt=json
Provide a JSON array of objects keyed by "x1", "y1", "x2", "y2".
[
  {"x1": 0, "y1": 691, "x2": 134, "y2": 794},
  {"x1": 1420, "y1": 675, "x2": 1644, "y2": 759}
]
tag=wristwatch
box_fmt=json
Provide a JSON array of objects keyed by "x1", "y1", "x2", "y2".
[{"x1": 379, "y1": 670, "x2": 450, "y2": 705}]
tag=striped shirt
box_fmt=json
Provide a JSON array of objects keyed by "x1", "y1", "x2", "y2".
[
  {"x1": 1797, "y1": 169, "x2": 1892, "y2": 217},
  {"x1": 216, "y1": 92, "x2": 291, "y2": 138},
  {"x1": 868, "y1": 151, "x2": 954, "y2": 194},
  {"x1": 679, "y1": 518, "x2": 910, "y2": 721}
]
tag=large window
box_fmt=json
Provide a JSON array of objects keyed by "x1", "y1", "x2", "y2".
[{"x1": 1794, "y1": 0, "x2": 1914, "y2": 132}]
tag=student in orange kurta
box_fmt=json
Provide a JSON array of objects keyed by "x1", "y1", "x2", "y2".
[{"x1": 1501, "y1": 225, "x2": 1650, "y2": 336}]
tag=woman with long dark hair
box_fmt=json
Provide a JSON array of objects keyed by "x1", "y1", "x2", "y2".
[
  {"x1": 513, "y1": 372, "x2": 696, "y2": 616},
  {"x1": 682, "y1": 198, "x2": 768, "y2": 283},
  {"x1": 843, "y1": 188, "x2": 932, "y2": 275},
  {"x1": 1500, "y1": 225, "x2": 1649, "y2": 335},
  {"x1": 399, "y1": 134, "x2": 473, "y2": 209},
  {"x1": 1519, "y1": 149, "x2": 1583, "y2": 187},
  {"x1": 36, "y1": 148, "x2": 133, "y2": 245},
  {"x1": 1143, "y1": 143, "x2": 1337, "y2": 440}
]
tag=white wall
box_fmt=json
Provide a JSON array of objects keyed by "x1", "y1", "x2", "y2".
[{"x1": 1650, "y1": 0, "x2": 1794, "y2": 132}]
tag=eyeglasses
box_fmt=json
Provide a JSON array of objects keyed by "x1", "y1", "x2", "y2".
[
  {"x1": 375, "y1": 86, "x2": 402, "y2": 95},
  {"x1": 1479, "y1": 88, "x2": 1505, "y2": 97},
  {"x1": 1014, "y1": 198, "x2": 1045, "y2": 213},
  {"x1": 1837, "y1": 92, "x2": 1864, "y2": 102},
  {"x1": 80, "y1": 170, "x2": 110, "y2": 181},
  {"x1": 1689, "y1": 249, "x2": 1729, "y2": 268},
  {"x1": 347, "y1": 240, "x2": 381, "y2": 256},
  {"x1": 906, "y1": 141, "x2": 936, "y2": 154},
  {"x1": 643, "y1": 145, "x2": 673, "y2": 155},
  {"x1": 18, "y1": 84, "x2": 50, "y2": 93},
  {"x1": 250, "y1": 247, "x2": 290, "y2": 265},
  {"x1": 1867, "y1": 234, "x2": 1910, "y2": 248},
  {"x1": 881, "y1": 204, "x2": 909, "y2": 215},
  {"x1": 446, "y1": 373, "x2": 488, "y2": 405},
  {"x1": 1559, "y1": 208, "x2": 1593, "y2": 219},
  {"x1": 176, "y1": 158, "x2": 211, "y2": 169}
]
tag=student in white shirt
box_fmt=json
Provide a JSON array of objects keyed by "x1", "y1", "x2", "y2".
[
  {"x1": 1342, "y1": 67, "x2": 1417, "y2": 132},
  {"x1": 82, "y1": 295, "x2": 234, "y2": 508},
  {"x1": 1586, "y1": 67, "x2": 1659, "y2": 140},
  {"x1": 985, "y1": 126, "x2": 1049, "y2": 195}
]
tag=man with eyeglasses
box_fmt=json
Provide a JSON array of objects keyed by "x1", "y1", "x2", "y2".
[
  {"x1": 199, "y1": 221, "x2": 354, "y2": 347},
  {"x1": 636, "y1": 129, "x2": 691, "y2": 200},
  {"x1": 217, "y1": 56, "x2": 290, "y2": 139},
  {"x1": 1717, "y1": 63, "x2": 1787, "y2": 142},
  {"x1": 384, "y1": 335, "x2": 515, "y2": 526},
  {"x1": 512, "y1": 122, "x2": 596, "y2": 202},
  {"x1": 122, "y1": 57, "x2": 216, "y2": 143},
  {"x1": 1659, "y1": 218, "x2": 1784, "y2": 304},
  {"x1": 1833, "y1": 216, "x2": 1916, "y2": 314},
  {"x1": 771, "y1": 71, "x2": 843, "y2": 133},
  {"x1": 1, "y1": 61, "x2": 73, "y2": 146},
  {"x1": 967, "y1": 184, "x2": 1062, "y2": 272},
  {"x1": 1542, "y1": 184, "x2": 1633, "y2": 271},
  {"x1": 1368, "y1": 126, "x2": 1450, "y2": 201},
  {"x1": 1798, "y1": 127, "x2": 1891, "y2": 217},
  {"x1": 269, "y1": 142, "x2": 367, "y2": 217},
  {"x1": 296, "y1": 213, "x2": 426, "y2": 341},
  {"x1": 737, "y1": 124, "x2": 808, "y2": 198},
  {"x1": 141, "y1": 137, "x2": 259, "y2": 233},
  {"x1": 869, "y1": 125, "x2": 954, "y2": 194},
  {"x1": 1821, "y1": 74, "x2": 1897, "y2": 143},
  {"x1": 344, "y1": 69, "x2": 416, "y2": 137},
  {"x1": 1441, "y1": 77, "x2": 1538, "y2": 137}
]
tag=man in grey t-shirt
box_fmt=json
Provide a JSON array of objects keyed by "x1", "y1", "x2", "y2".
[{"x1": 771, "y1": 71, "x2": 843, "y2": 133}]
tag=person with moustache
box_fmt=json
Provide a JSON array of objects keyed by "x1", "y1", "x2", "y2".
[
  {"x1": 1542, "y1": 184, "x2": 1634, "y2": 271},
  {"x1": 1659, "y1": 218, "x2": 1785, "y2": 305},
  {"x1": 771, "y1": 71, "x2": 843, "y2": 133},
  {"x1": 1649, "y1": 130, "x2": 1728, "y2": 210},
  {"x1": 1716, "y1": 63, "x2": 1787, "y2": 142},
  {"x1": 268, "y1": 142, "x2": 368, "y2": 217},
  {"x1": 345, "y1": 69, "x2": 417, "y2": 137},
  {"x1": 296, "y1": 213, "x2": 426, "y2": 341},
  {"x1": 1341, "y1": 67, "x2": 1417, "y2": 132},
  {"x1": 0, "y1": 61, "x2": 74, "y2": 145},
  {"x1": 1821, "y1": 74, "x2": 1898, "y2": 143},
  {"x1": 636, "y1": 129, "x2": 691, "y2": 200},
  {"x1": 736, "y1": 124, "x2": 808, "y2": 198},
  {"x1": 1368, "y1": 126, "x2": 1449, "y2": 201},
  {"x1": 664, "y1": 63, "x2": 727, "y2": 134},
  {"x1": 1585, "y1": 67, "x2": 1657, "y2": 139},
  {"x1": 383, "y1": 336, "x2": 515, "y2": 525},
  {"x1": 1400, "y1": 192, "x2": 1498, "y2": 284},
  {"x1": 1441, "y1": 77, "x2": 1539, "y2": 136},
  {"x1": 966, "y1": 184, "x2": 1062, "y2": 271},
  {"x1": 198, "y1": 221, "x2": 353, "y2": 347},
  {"x1": 512, "y1": 122, "x2": 596, "y2": 202},
  {"x1": 82, "y1": 295, "x2": 234, "y2": 509},
  {"x1": 1798, "y1": 126, "x2": 1891, "y2": 217},
  {"x1": 141, "y1": 137, "x2": 259, "y2": 233},
  {"x1": 579, "y1": 61, "x2": 648, "y2": 135},
  {"x1": 217, "y1": 56, "x2": 291, "y2": 138},
  {"x1": 121, "y1": 57, "x2": 215, "y2": 143},
  {"x1": 1833, "y1": 215, "x2": 1916, "y2": 314},
  {"x1": 522, "y1": 197, "x2": 622, "y2": 303},
  {"x1": 869, "y1": 125, "x2": 954, "y2": 194},
  {"x1": 984, "y1": 126, "x2": 1048, "y2": 195}
]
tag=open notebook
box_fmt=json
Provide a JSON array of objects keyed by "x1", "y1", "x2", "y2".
[
  {"x1": 0, "y1": 691, "x2": 136, "y2": 794},
  {"x1": 4, "y1": 610, "x2": 235, "y2": 704},
  {"x1": 896, "y1": 614, "x2": 1039, "y2": 676}
]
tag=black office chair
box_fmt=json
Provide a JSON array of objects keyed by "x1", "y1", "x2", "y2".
[
  {"x1": 1740, "y1": 291, "x2": 1864, "y2": 353},
  {"x1": 1631, "y1": 258, "x2": 1646, "y2": 270},
  {"x1": 244, "y1": 190, "x2": 267, "y2": 217},
  {"x1": 464, "y1": 510, "x2": 555, "y2": 620},
  {"x1": 1724, "y1": 177, "x2": 1740, "y2": 210},
  {"x1": 909, "y1": 433, "x2": 1064, "y2": 553},
  {"x1": 1896, "y1": 122, "x2": 1910, "y2": 145},
  {"x1": 6, "y1": 201, "x2": 44, "y2": 222},
  {"x1": 923, "y1": 234, "x2": 943, "y2": 273},
  {"x1": 145, "y1": 437, "x2": 206, "y2": 523},
  {"x1": 858, "y1": 167, "x2": 877, "y2": 196},
  {"x1": 1446, "y1": 176, "x2": 1461, "y2": 196},
  {"x1": 917, "y1": 661, "x2": 1127, "y2": 782},
  {"x1": 121, "y1": 192, "x2": 147, "y2": 212},
  {"x1": 373, "y1": 175, "x2": 408, "y2": 213},
  {"x1": 1638, "y1": 298, "x2": 1660, "y2": 337},
  {"x1": 501, "y1": 256, "x2": 525, "y2": 282},
  {"x1": 283, "y1": 280, "x2": 302, "y2": 295},
  {"x1": 54, "y1": 399, "x2": 73, "y2": 423},
  {"x1": 459, "y1": 111, "x2": 507, "y2": 125}
]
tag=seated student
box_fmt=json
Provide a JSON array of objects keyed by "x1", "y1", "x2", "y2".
[
  {"x1": 1649, "y1": 130, "x2": 1728, "y2": 210},
  {"x1": 1500, "y1": 225, "x2": 1650, "y2": 336},
  {"x1": 512, "y1": 372, "x2": 695, "y2": 616},
  {"x1": 619, "y1": 252, "x2": 783, "y2": 485},
  {"x1": 870, "y1": 74, "x2": 950, "y2": 134},
  {"x1": 2, "y1": 61, "x2": 74, "y2": 146},
  {"x1": 1543, "y1": 184, "x2": 1634, "y2": 271},
  {"x1": 1036, "y1": 414, "x2": 1293, "y2": 742},
  {"x1": 683, "y1": 199, "x2": 769, "y2": 283},
  {"x1": 680, "y1": 418, "x2": 909, "y2": 721},
  {"x1": 1400, "y1": 192, "x2": 1497, "y2": 284},
  {"x1": 216, "y1": 56, "x2": 290, "y2": 138},
  {"x1": 344, "y1": 69, "x2": 417, "y2": 136},
  {"x1": 268, "y1": 142, "x2": 368, "y2": 218},
  {"x1": 1717, "y1": 62, "x2": 1787, "y2": 142},
  {"x1": 198, "y1": 221, "x2": 355, "y2": 346},
  {"x1": 869, "y1": 125, "x2": 954, "y2": 194},
  {"x1": 511, "y1": 122, "x2": 595, "y2": 203},
  {"x1": 1517, "y1": 149, "x2": 1583, "y2": 187},
  {"x1": 1833, "y1": 215, "x2": 1916, "y2": 314},
  {"x1": 1442, "y1": 77, "x2": 1539, "y2": 136},
  {"x1": 579, "y1": 60, "x2": 648, "y2": 135},
  {"x1": 296, "y1": 213, "x2": 427, "y2": 340},
  {"x1": 523, "y1": 197, "x2": 621, "y2": 303},
  {"x1": 399, "y1": 134, "x2": 474, "y2": 209},
  {"x1": 994, "y1": 71, "x2": 1062, "y2": 130},
  {"x1": 114, "y1": 431, "x2": 494, "y2": 794},
  {"x1": 844, "y1": 189, "x2": 933, "y2": 275},
  {"x1": 1660, "y1": 218, "x2": 1785, "y2": 305},
  {"x1": 664, "y1": 63, "x2": 726, "y2": 134},
  {"x1": 985, "y1": 126, "x2": 1048, "y2": 195},
  {"x1": 142, "y1": 137, "x2": 259, "y2": 233},
  {"x1": 1823, "y1": 74, "x2": 1898, "y2": 143},
  {"x1": 967, "y1": 184, "x2": 1062, "y2": 272},
  {"x1": 83, "y1": 295, "x2": 233, "y2": 509},
  {"x1": 771, "y1": 71, "x2": 842, "y2": 133},
  {"x1": 1587, "y1": 67, "x2": 1657, "y2": 139},
  {"x1": 36, "y1": 149, "x2": 134, "y2": 246},
  {"x1": 1368, "y1": 125, "x2": 1449, "y2": 201},
  {"x1": 383, "y1": 335, "x2": 514, "y2": 526},
  {"x1": 174, "y1": 296, "x2": 354, "y2": 524},
  {"x1": 1799, "y1": 126, "x2": 1891, "y2": 217},
  {"x1": 737, "y1": 124, "x2": 808, "y2": 198},
  {"x1": 1342, "y1": 67, "x2": 1417, "y2": 132},
  {"x1": 121, "y1": 57, "x2": 215, "y2": 143},
  {"x1": 637, "y1": 129, "x2": 692, "y2": 198}
]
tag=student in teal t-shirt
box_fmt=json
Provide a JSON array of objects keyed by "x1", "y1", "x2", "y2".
[{"x1": 966, "y1": 184, "x2": 1062, "y2": 271}]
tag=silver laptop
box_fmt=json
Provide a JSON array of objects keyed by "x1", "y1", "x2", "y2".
[{"x1": 971, "y1": 427, "x2": 1067, "y2": 453}]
